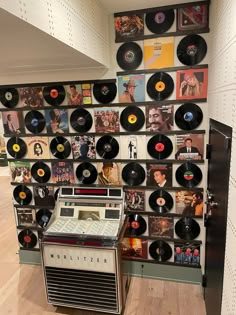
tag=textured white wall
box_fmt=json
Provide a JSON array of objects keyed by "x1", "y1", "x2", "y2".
[{"x1": 208, "y1": 0, "x2": 236, "y2": 314}]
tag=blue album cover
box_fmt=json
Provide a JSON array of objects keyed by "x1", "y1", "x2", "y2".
[{"x1": 45, "y1": 109, "x2": 69, "y2": 133}]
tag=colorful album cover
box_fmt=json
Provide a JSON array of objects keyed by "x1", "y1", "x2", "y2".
[
  {"x1": 148, "y1": 216, "x2": 174, "y2": 239},
  {"x1": 174, "y1": 243, "x2": 200, "y2": 266},
  {"x1": 146, "y1": 163, "x2": 172, "y2": 187},
  {"x1": 94, "y1": 108, "x2": 120, "y2": 133},
  {"x1": 124, "y1": 189, "x2": 145, "y2": 211},
  {"x1": 45, "y1": 109, "x2": 69, "y2": 133},
  {"x1": 144, "y1": 37, "x2": 174, "y2": 69},
  {"x1": 16, "y1": 207, "x2": 36, "y2": 227},
  {"x1": 146, "y1": 104, "x2": 174, "y2": 131},
  {"x1": 176, "y1": 190, "x2": 204, "y2": 216},
  {"x1": 175, "y1": 134, "x2": 204, "y2": 161},
  {"x1": 26, "y1": 137, "x2": 50, "y2": 159},
  {"x1": 176, "y1": 68, "x2": 208, "y2": 100},
  {"x1": 71, "y1": 135, "x2": 96, "y2": 159},
  {"x1": 9, "y1": 161, "x2": 31, "y2": 183},
  {"x1": 51, "y1": 161, "x2": 75, "y2": 184},
  {"x1": 118, "y1": 74, "x2": 145, "y2": 103},
  {"x1": 19, "y1": 87, "x2": 44, "y2": 108},
  {"x1": 2, "y1": 111, "x2": 25, "y2": 135},
  {"x1": 120, "y1": 135, "x2": 146, "y2": 160},
  {"x1": 177, "y1": 5, "x2": 208, "y2": 31},
  {"x1": 114, "y1": 14, "x2": 144, "y2": 42},
  {"x1": 33, "y1": 185, "x2": 55, "y2": 208},
  {"x1": 0, "y1": 134, "x2": 6, "y2": 159},
  {"x1": 97, "y1": 162, "x2": 121, "y2": 186},
  {"x1": 121, "y1": 238, "x2": 148, "y2": 259},
  {"x1": 66, "y1": 84, "x2": 92, "y2": 105}
]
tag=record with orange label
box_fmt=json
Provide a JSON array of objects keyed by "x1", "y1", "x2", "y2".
[
  {"x1": 43, "y1": 85, "x2": 65, "y2": 106},
  {"x1": 13, "y1": 185, "x2": 32, "y2": 205},
  {"x1": 31, "y1": 161, "x2": 51, "y2": 183},
  {"x1": 7, "y1": 137, "x2": 27, "y2": 159},
  {"x1": 50, "y1": 136, "x2": 71, "y2": 159},
  {"x1": 147, "y1": 72, "x2": 174, "y2": 101},
  {"x1": 147, "y1": 134, "x2": 173, "y2": 159},
  {"x1": 120, "y1": 106, "x2": 145, "y2": 131}
]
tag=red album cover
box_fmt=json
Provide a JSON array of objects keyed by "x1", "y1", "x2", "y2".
[
  {"x1": 19, "y1": 87, "x2": 44, "y2": 108},
  {"x1": 94, "y1": 108, "x2": 119, "y2": 133},
  {"x1": 9, "y1": 161, "x2": 31, "y2": 183},
  {"x1": 114, "y1": 14, "x2": 144, "y2": 42},
  {"x1": 177, "y1": 5, "x2": 208, "y2": 31},
  {"x1": 51, "y1": 161, "x2": 75, "y2": 184},
  {"x1": 175, "y1": 190, "x2": 203, "y2": 216},
  {"x1": 146, "y1": 163, "x2": 172, "y2": 187},
  {"x1": 148, "y1": 216, "x2": 174, "y2": 239},
  {"x1": 174, "y1": 243, "x2": 200, "y2": 266},
  {"x1": 121, "y1": 237, "x2": 148, "y2": 259},
  {"x1": 71, "y1": 135, "x2": 96, "y2": 159},
  {"x1": 175, "y1": 134, "x2": 204, "y2": 161},
  {"x1": 2, "y1": 111, "x2": 25, "y2": 135},
  {"x1": 26, "y1": 137, "x2": 50, "y2": 159},
  {"x1": 97, "y1": 162, "x2": 121, "y2": 186},
  {"x1": 146, "y1": 104, "x2": 174, "y2": 131},
  {"x1": 124, "y1": 189, "x2": 145, "y2": 211},
  {"x1": 176, "y1": 68, "x2": 208, "y2": 100}
]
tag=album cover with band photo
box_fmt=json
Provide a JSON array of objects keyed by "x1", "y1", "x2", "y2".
[
  {"x1": 2, "y1": 111, "x2": 25, "y2": 135},
  {"x1": 146, "y1": 104, "x2": 174, "y2": 132},
  {"x1": 16, "y1": 207, "x2": 37, "y2": 227},
  {"x1": 146, "y1": 163, "x2": 172, "y2": 187},
  {"x1": 45, "y1": 109, "x2": 69, "y2": 134},
  {"x1": 26, "y1": 137, "x2": 50, "y2": 159},
  {"x1": 9, "y1": 161, "x2": 31, "y2": 183},
  {"x1": 118, "y1": 74, "x2": 145, "y2": 103},
  {"x1": 121, "y1": 237, "x2": 148, "y2": 260},
  {"x1": 175, "y1": 134, "x2": 204, "y2": 161},
  {"x1": 124, "y1": 189, "x2": 145, "y2": 211},
  {"x1": 51, "y1": 161, "x2": 75, "y2": 184},
  {"x1": 174, "y1": 242, "x2": 200, "y2": 266},
  {"x1": 148, "y1": 216, "x2": 174, "y2": 239},
  {"x1": 71, "y1": 135, "x2": 96, "y2": 160},
  {"x1": 19, "y1": 87, "x2": 44, "y2": 108},
  {"x1": 94, "y1": 108, "x2": 120, "y2": 133},
  {"x1": 114, "y1": 14, "x2": 144, "y2": 42},
  {"x1": 66, "y1": 84, "x2": 92, "y2": 105},
  {"x1": 175, "y1": 190, "x2": 203, "y2": 216}
]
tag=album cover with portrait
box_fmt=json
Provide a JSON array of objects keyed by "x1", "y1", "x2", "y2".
[
  {"x1": 145, "y1": 104, "x2": 174, "y2": 132},
  {"x1": 174, "y1": 242, "x2": 200, "y2": 266},
  {"x1": 66, "y1": 84, "x2": 92, "y2": 105},
  {"x1": 45, "y1": 109, "x2": 69, "y2": 133},
  {"x1": 26, "y1": 137, "x2": 50, "y2": 159},
  {"x1": 148, "y1": 216, "x2": 174, "y2": 239},
  {"x1": 114, "y1": 14, "x2": 144, "y2": 42},
  {"x1": 33, "y1": 185, "x2": 55, "y2": 207},
  {"x1": 118, "y1": 74, "x2": 145, "y2": 103},
  {"x1": 177, "y1": 5, "x2": 208, "y2": 31},
  {"x1": 2, "y1": 111, "x2": 25, "y2": 135},
  {"x1": 176, "y1": 68, "x2": 208, "y2": 100},
  {"x1": 124, "y1": 189, "x2": 145, "y2": 211},
  {"x1": 16, "y1": 207, "x2": 37, "y2": 227},
  {"x1": 19, "y1": 87, "x2": 44, "y2": 108},
  {"x1": 146, "y1": 163, "x2": 172, "y2": 187},
  {"x1": 94, "y1": 108, "x2": 120, "y2": 133},
  {"x1": 51, "y1": 161, "x2": 75, "y2": 184},
  {"x1": 175, "y1": 134, "x2": 204, "y2": 161},
  {"x1": 175, "y1": 190, "x2": 204, "y2": 216},
  {"x1": 71, "y1": 135, "x2": 96, "y2": 159},
  {"x1": 9, "y1": 161, "x2": 31, "y2": 183},
  {"x1": 121, "y1": 237, "x2": 148, "y2": 259},
  {"x1": 97, "y1": 162, "x2": 121, "y2": 186}
]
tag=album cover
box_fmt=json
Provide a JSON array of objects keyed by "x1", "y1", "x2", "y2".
[
  {"x1": 148, "y1": 216, "x2": 174, "y2": 239},
  {"x1": 120, "y1": 135, "x2": 146, "y2": 160},
  {"x1": 66, "y1": 84, "x2": 92, "y2": 105},
  {"x1": 175, "y1": 190, "x2": 203, "y2": 216},
  {"x1": 176, "y1": 68, "x2": 208, "y2": 100},
  {"x1": 146, "y1": 104, "x2": 174, "y2": 131},
  {"x1": 174, "y1": 243, "x2": 200, "y2": 266},
  {"x1": 114, "y1": 14, "x2": 144, "y2": 42},
  {"x1": 45, "y1": 109, "x2": 69, "y2": 133},
  {"x1": 97, "y1": 162, "x2": 121, "y2": 186},
  {"x1": 124, "y1": 189, "x2": 145, "y2": 211},
  {"x1": 71, "y1": 135, "x2": 96, "y2": 159},
  {"x1": 26, "y1": 137, "x2": 50, "y2": 159},
  {"x1": 118, "y1": 74, "x2": 145, "y2": 103},
  {"x1": 177, "y1": 5, "x2": 208, "y2": 31},
  {"x1": 51, "y1": 161, "x2": 75, "y2": 184},
  {"x1": 16, "y1": 207, "x2": 36, "y2": 227},
  {"x1": 94, "y1": 108, "x2": 120, "y2": 133},
  {"x1": 19, "y1": 87, "x2": 44, "y2": 108},
  {"x1": 121, "y1": 237, "x2": 148, "y2": 259},
  {"x1": 33, "y1": 185, "x2": 55, "y2": 207},
  {"x1": 146, "y1": 163, "x2": 172, "y2": 187},
  {"x1": 175, "y1": 134, "x2": 204, "y2": 160},
  {"x1": 9, "y1": 161, "x2": 31, "y2": 183},
  {"x1": 2, "y1": 111, "x2": 25, "y2": 135},
  {"x1": 144, "y1": 37, "x2": 174, "y2": 69},
  {"x1": 0, "y1": 134, "x2": 6, "y2": 159}
]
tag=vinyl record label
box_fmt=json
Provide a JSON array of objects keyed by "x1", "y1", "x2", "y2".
[
  {"x1": 147, "y1": 134, "x2": 173, "y2": 159},
  {"x1": 70, "y1": 108, "x2": 93, "y2": 132},
  {"x1": 145, "y1": 9, "x2": 175, "y2": 34},
  {"x1": 175, "y1": 103, "x2": 203, "y2": 130},
  {"x1": 175, "y1": 162, "x2": 202, "y2": 188},
  {"x1": 149, "y1": 240, "x2": 173, "y2": 261},
  {"x1": 50, "y1": 136, "x2": 71, "y2": 159},
  {"x1": 116, "y1": 42, "x2": 143, "y2": 70},
  {"x1": 149, "y1": 189, "x2": 173, "y2": 213},
  {"x1": 93, "y1": 83, "x2": 117, "y2": 104},
  {"x1": 120, "y1": 106, "x2": 145, "y2": 131},
  {"x1": 0, "y1": 88, "x2": 19, "y2": 108},
  {"x1": 147, "y1": 72, "x2": 174, "y2": 101},
  {"x1": 122, "y1": 162, "x2": 145, "y2": 186},
  {"x1": 76, "y1": 162, "x2": 98, "y2": 184},
  {"x1": 7, "y1": 137, "x2": 27, "y2": 159},
  {"x1": 24, "y1": 110, "x2": 46, "y2": 134},
  {"x1": 31, "y1": 162, "x2": 51, "y2": 183},
  {"x1": 13, "y1": 185, "x2": 32, "y2": 205},
  {"x1": 18, "y1": 229, "x2": 37, "y2": 248},
  {"x1": 175, "y1": 217, "x2": 200, "y2": 241},
  {"x1": 96, "y1": 135, "x2": 119, "y2": 159},
  {"x1": 43, "y1": 85, "x2": 65, "y2": 106},
  {"x1": 127, "y1": 214, "x2": 147, "y2": 236}
]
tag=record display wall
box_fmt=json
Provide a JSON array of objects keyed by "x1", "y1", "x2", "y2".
[{"x1": 0, "y1": 0, "x2": 209, "y2": 268}]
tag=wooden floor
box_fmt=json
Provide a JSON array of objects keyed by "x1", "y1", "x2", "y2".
[{"x1": 0, "y1": 176, "x2": 206, "y2": 315}]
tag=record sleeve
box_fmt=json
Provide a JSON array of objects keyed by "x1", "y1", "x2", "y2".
[
  {"x1": 0, "y1": 88, "x2": 19, "y2": 108},
  {"x1": 174, "y1": 242, "x2": 200, "y2": 266},
  {"x1": 175, "y1": 103, "x2": 203, "y2": 130},
  {"x1": 71, "y1": 135, "x2": 96, "y2": 160},
  {"x1": 146, "y1": 104, "x2": 174, "y2": 132},
  {"x1": 34, "y1": 185, "x2": 55, "y2": 207},
  {"x1": 116, "y1": 42, "x2": 143, "y2": 71},
  {"x1": 145, "y1": 9, "x2": 175, "y2": 34},
  {"x1": 127, "y1": 214, "x2": 147, "y2": 236},
  {"x1": 122, "y1": 162, "x2": 145, "y2": 186},
  {"x1": 66, "y1": 84, "x2": 92, "y2": 105},
  {"x1": 18, "y1": 229, "x2": 37, "y2": 249},
  {"x1": 16, "y1": 208, "x2": 36, "y2": 227},
  {"x1": 26, "y1": 137, "x2": 50, "y2": 159},
  {"x1": 9, "y1": 161, "x2": 31, "y2": 183},
  {"x1": 177, "y1": 5, "x2": 208, "y2": 31},
  {"x1": 120, "y1": 135, "x2": 146, "y2": 160},
  {"x1": 149, "y1": 189, "x2": 173, "y2": 213},
  {"x1": 45, "y1": 109, "x2": 69, "y2": 133},
  {"x1": 96, "y1": 135, "x2": 119, "y2": 159},
  {"x1": 43, "y1": 85, "x2": 65, "y2": 106},
  {"x1": 147, "y1": 72, "x2": 174, "y2": 101},
  {"x1": 175, "y1": 217, "x2": 200, "y2": 241},
  {"x1": 114, "y1": 14, "x2": 144, "y2": 42},
  {"x1": 175, "y1": 190, "x2": 203, "y2": 216},
  {"x1": 149, "y1": 240, "x2": 172, "y2": 261},
  {"x1": 175, "y1": 134, "x2": 204, "y2": 161},
  {"x1": 124, "y1": 189, "x2": 145, "y2": 211},
  {"x1": 94, "y1": 107, "x2": 119, "y2": 133},
  {"x1": 97, "y1": 162, "x2": 121, "y2": 186},
  {"x1": 2, "y1": 111, "x2": 25, "y2": 135},
  {"x1": 118, "y1": 74, "x2": 145, "y2": 103},
  {"x1": 51, "y1": 161, "x2": 75, "y2": 184},
  {"x1": 146, "y1": 163, "x2": 172, "y2": 187},
  {"x1": 147, "y1": 134, "x2": 173, "y2": 159},
  {"x1": 7, "y1": 137, "x2": 27, "y2": 159},
  {"x1": 13, "y1": 185, "x2": 32, "y2": 205},
  {"x1": 175, "y1": 162, "x2": 202, "y2": 188},
  {"x1": 70, "y1": 108, "x2": 93, "y2": 132},
  {"x1": 121, "y1": 238, "x2": 148, "y2": 259},
  {"x1": 148, "y1": 216, "x2": 174, "y2": 239},
  {"x1": 19, "y1": 87, "x2": 43, "y2": 108},
  {"x1": 93, "y1": 83, "x2": 117, "y2": 104}
]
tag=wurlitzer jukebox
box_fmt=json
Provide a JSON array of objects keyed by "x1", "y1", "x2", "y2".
[{"x1": 40, "y1": 186, "x2": 129, "y2": 314}]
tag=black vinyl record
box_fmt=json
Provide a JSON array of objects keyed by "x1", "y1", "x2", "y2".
[
  {"x1": 122, "y1": 162, "x2": 145, "y2": 186},
  {"x1": 147, "y1": 134, "x2": 173, "y2": 159},
  {"x1": 76, "y1": 162, "x2": 98, "y2": 184},
  {"x1": 13, "y1": 185, "x2": 32, "y2": 205},
  {"x1": 120, "y1": 106, "x2": 145, "y2": 131},
  {"x1": 96, "y1": 135, "x2": 119, "y2": 159},
  {"x1": 18, "y1": 229, "x2": 37, "y2": 249},
  {"x1": 24, "y1": 110, "x2": 46, "y2": 134},
  {"x1": 149, "y1": 240, "x2": 172, "y2": 261},
  {"x1": 175, "y1": 217, "x2": 200, "y2": 241},
  {"x1": 36, "y1": 208, "x2": 52, "y2": 228},
  {"x1": 116, "y1": 42, "x2": 143, "y2": 71},
  {"x1": 127, "y1": 214, "x2": 147, "y2": 236},
  {"x1": 54, "y1": 188, "x2": 60, "y2": 201},
  {"x1": 145, "y1": 9, "x2": 175, "y2": 34},
  {"x1": 93, "y1": 82, "x2": 117, "y2": 104},
  {"x1": 43, "y1": 85, "x2": 65, "y2": 106},
  {"x1": 147, "y1": 72, "x2": 174, "y2": 101},
  {"x1": 31, "y1": 161, "x2": 51, "y2": 183},
  {"x1": 149, "y1": 189, "x2": 173, "y2": 213},
  {"x1": 50, "y1": 136, "x2": 71, "y2": 159},
  {"x1": 0, "y1": 88, "x2": 19, "y2": 108},
  {"x1": 177, "y1": 35, "x2": 207, "y2": 66},
  {"x1": 175, "y1": 103, "x2": 203, "y2": 130},
  {"x1": 70, "y1": 108, "x2": 93, "y2": 132},
  {"x1": 7, "y1": 137, "x2": 27, "y2": 159},
  {"x1": 175, "y1": 162, "x2": 202, "y2": 188}
]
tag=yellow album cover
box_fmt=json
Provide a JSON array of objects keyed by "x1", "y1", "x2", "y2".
[{"x1": 144, "y1": 37, "x2": 174, "y2": 69}]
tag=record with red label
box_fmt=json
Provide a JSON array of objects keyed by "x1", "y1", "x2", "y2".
[
  {"x1": 76, "y1": 162, "x2": 98, "y2": 184},
  {"x1": 7, "y1": 137, "x2": 27, "y2": 159},
  {"x1": 24, "y1": 110, "x2": 46, "y2": 134},
  {"x1": 43, "y1": 85, "x2": 65, "y2": 106},
  {"x1": 175, "y1": 217, "x2": 200, "y2": 241},
  {"x1": 120, "y1": 106, "x2": 145, "y2": 131},
  {"x1": 147, "y1": 72, "x2": 174, "y2": 101},
  {"x1": 31, "y1": 161, "x2": 51, "y2": 183},
  {"x1": 175, "y1": 162, "x2": 202, "y2": 188},
  {"x1": 13, "y1": 185, "x2": 32, "y2": 205},
  {"x1": 145, "y1": 9, "x2": 175, "y2": 34},
  {"x1": 50, "y1": 136, "x2": 71, "y2": 159},
  {"x1": 147, "y1": 134, "x2": 173, "y2": 159},
  {"x1": 149, "y1": 240, "x2": 172, "y2": 261},
  {"x1": 36, "y1": 208, "x2": 52, "y2": 228},
  {"x1": 149, "y1": 189, "x2": 173, "y2": 213},
  {"x1": 0, "y1": 87, "x2": 19, "y2": 108},
  {"x1": 70, "y1": 108, "x2": 93, "y2": 132},
  {"x1": 127, "y1": 213, "x2": 147, "y2": 236},
  {"x1": 93, "y1": 82, "x2": 117, "y2": 104},
  {"x1": 122, "y1": 162, "x2": 145, "y2": 186},
  {"x1": 175, "y1": 103, "x2": 203, "y2": 130},
  {"x1": 116, "y1": 42, "x2": 143, "y2": 70},
  {"x1": 96, "y1": 135, "x2": 119, "y2": 159},
  {"x1": 18, "y1": 229, "x2": 37, "y2": 249}
]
